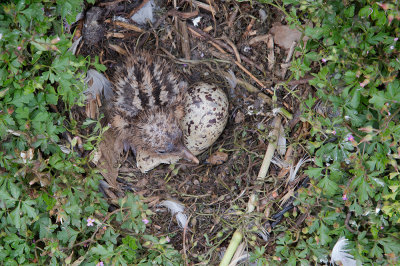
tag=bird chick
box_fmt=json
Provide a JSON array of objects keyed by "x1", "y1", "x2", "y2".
[{"x1": 110, "y1": 52, "x2": 199, "y2": 172}]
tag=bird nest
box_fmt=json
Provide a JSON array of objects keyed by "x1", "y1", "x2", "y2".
[{"x1": 71, "y1": 0, "x2": 315, "y2": 264}]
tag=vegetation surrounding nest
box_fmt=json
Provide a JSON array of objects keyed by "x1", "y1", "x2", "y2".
[{"x1": 0, "y1": 0, "x2": 399, "y2": 265}]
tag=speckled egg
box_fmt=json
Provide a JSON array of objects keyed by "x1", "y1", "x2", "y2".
[{"x1": 181, "y1": 83, "x2": 229, "y2": 155}]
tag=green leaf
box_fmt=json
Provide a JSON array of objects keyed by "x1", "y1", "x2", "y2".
[
  {"x1": 22, "y1": 201, "x2": 37, "y2": 219},
  {"x1": 305, "y1": 27, "x2": 324, "y2": 39},
  {"x1": 369, "y1": 91, "x2": 386, "y2": 109},
  {"x1": 318, "y1": 175, "x2": 339, "y2": 196},
  {"x1": 8, "y1": 181, "x2": 21, "y2": 200},
  {"x1": 349, "y1": 89, "x2": 360, "y2": 108},
  {"x1": 305, "y1": 167, "x2": 323, "y2": 178},
  {"x1": 9, "y1": 205, "x2": 21, "y2": 229},
  {"x1": 359, "y1": 5, "x2": 372, "y2": 18},
  {"x1": 33, "y1": 112, "x2": 49, "y2": 122},
  {"x1": 344, "y1": 6, "x2": 354, "y2": 17},
  {"x1": 91, "y1": 244, "x2": 114, "y2": 258}
]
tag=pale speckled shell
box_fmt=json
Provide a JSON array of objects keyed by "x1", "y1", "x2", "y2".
[{"x1": 181, "y1": 83, "x2": 229, "y2": 155}]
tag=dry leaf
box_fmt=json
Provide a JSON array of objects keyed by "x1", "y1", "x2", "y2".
[
  {"x1": 235, "y1": 111, "x2": 245, "y2": 124},
  {"x1": 269, "y1": 23, "x2": 308, "y2": 50},
  {"x1": 96, "y1": 129, "x2": 123, "y2": 190},
  {"x1": 206, "y1": 151, "x2": 228, "y2": 165}
]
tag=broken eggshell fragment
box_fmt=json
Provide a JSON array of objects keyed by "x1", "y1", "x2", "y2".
[{"x1": 136, "y1": 83, "x2": 229, "y2": 172}]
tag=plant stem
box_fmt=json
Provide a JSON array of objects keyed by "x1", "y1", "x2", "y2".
[
  {"x1": 219, "y1": 230, "x2": 243, "y2": 266},
  {"x1": 257, "y1": 116, "x2": 282, "y2": 179}
]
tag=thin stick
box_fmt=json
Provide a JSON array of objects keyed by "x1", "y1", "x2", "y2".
[
  {"x1": 267, "y1": 35, "x2": 275, "y2": 71},
  {"x1": 183, "y1": 0, "x2": 216, "y2": 14},
  {"x1": 235, "y1": 61, "x2": 265, "y2": 88},
  {"x1": 258, "y1": 116, "x2": 282, "y2": 179},
  {"x1": 179, "y1": 20, "x2": 191, "y2": 60},
  {"x1": 224, "y1": 36, "x2": 241, "y2": 63},
  {"x1": 110, "y1": 21, "x2": 144, "y2": 33}
]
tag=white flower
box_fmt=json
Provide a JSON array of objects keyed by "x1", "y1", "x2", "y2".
[
  {"x1": 331, "y1": 237, "x2": 357, "y2": 266},
  {"x1": 0, "y1": 33, "x2": 3, "y2": 40}
]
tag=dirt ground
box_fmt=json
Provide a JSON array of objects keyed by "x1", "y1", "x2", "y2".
[{"x1": 73, "y1": 0, "x2": 313, "y2": 263}]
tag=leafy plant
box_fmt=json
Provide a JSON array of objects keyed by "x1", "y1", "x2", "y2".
[
  {"x1": 0, "y1": 0, "x2": 182, "y2": 265},
  {"x1": 256, "y1": 0, "x2": 400, "y2": 264}
]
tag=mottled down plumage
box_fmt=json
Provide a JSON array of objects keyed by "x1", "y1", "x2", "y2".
[{"x1": 110, "y1": 52, "x2": 199, "y2": 172}]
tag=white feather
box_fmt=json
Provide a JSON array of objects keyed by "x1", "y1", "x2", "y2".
[
  {"x1": 113, "y1": 15, "x2": 129, "y2": 23},
  {"x1": 84, "y1": 69, "x2": 113, "y2": 101},
  {"x1": 130, "y1": 0, "x2": 156, "y2": 24},
  {"x1": 159, "y1": 200, "x2": 188, "y2": 229},
  {"x1": 288, "y1": 157, "x2": 312, "y2": 182},
  {"x1": 225, "y1": 70, "x2": 238, "y2": 89},
  {"x1": 271, "y1": 156, "x2": 289, "y2": 168},
  {"x1": 192, "y1": 16, "x2": 202, "y2": 27},
  {"x1": 331, "y1": 237, "x2": 357, "y2": 266},
  {"x1": 68, "y1": 36, "x2": 82, "y2": 55}
]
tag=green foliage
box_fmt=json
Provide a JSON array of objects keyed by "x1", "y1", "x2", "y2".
[
  {"x1": 0, "y1": 0, "x2": 182, "y2": 264},
  {"x1": 261, "y1": 0, "x2": 400, "y2": 264}
]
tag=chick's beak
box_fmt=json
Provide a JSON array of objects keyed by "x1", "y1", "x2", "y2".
[{"x1": 179, "y1": 145, "x2": 199, "y2": 164}]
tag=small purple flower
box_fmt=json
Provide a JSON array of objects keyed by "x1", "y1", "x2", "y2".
[
  {"x1": 321, "y1": 58, "x2": 327, "y2": 63},
  {"x1": 380, "y1": 226, "x2": 384, "y2": 229},
  {"x1": 360, "y1": 82, "x2": 366, "y2": 88},
  {"x1": 142, "y1": 218, "x2": 149, "y2": 224},
  {"x1": 342, "y1": 194, "x2": 348, "y2": 201},
  {"x1": 332, "y1": 130, "x2": 336, "y2": 135},
  {"x1": 395, "y1": 38, "x2": 399, "y2": 42},
  {"x1": 96, "y1": 262, "x2": 104, "y2": 266},
  {"x1": 17, "y1": 46, "x2": 22, "y2": 50},
  {"x1": 103, "y1": 226, "x2": 107, "y2": 230},
  {"x1": 390, "y1": 46, "x2": 394, "y2": 50},
  {"x1": 166, "y1": 236, "x2": 170, "y2": 243},
  {"x1": 347, "y1": 134, "x2": 354, "y2": 142},
  {"x1": 388, "y1": 111, "x2": 391, "y2": 116},
  {"x1": 87, "y1": 217, "x2": 95, "y2": 226}
]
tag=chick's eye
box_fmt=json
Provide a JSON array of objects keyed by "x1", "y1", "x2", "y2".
[{"x1": 157, "y1": 150, "x2": 166, "y2": 154}]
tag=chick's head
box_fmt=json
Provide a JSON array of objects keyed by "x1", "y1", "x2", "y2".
[{"x1": 130, "y1": 107, "x2": 199, "y2": 168}]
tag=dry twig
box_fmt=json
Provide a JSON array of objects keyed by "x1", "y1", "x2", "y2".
[
  {"x1": 179, "y1": 20, "x2": 191, "y2": 60},
  {"x1": 106, "y1": 20, "x2": 144, "y2": 33}
]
